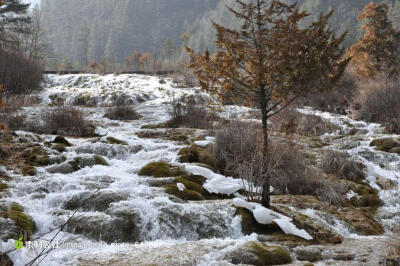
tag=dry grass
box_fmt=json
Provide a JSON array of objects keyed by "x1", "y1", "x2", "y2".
[
  {"x1": 104, "y1": 106, "x2": 141, "y2": 121},
  {"x1": 320, "y1": 150, "x2": 366, "y2": 182},
  {"x1": 214, "y1": 120, "x2": 347, "y2": 205},
  {"x1": 356, "y1": 76, "x2": 400, "y2": 134},
  {"x1": 272, "y1": 107, "x2": 340, "y2": 136},
  {"x1": 170, "y1": 101, "x2": 217, "y2": 129}
]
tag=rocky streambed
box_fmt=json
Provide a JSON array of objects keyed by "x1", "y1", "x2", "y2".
[{"x1": 0, "y1": 74, "x2": 398, "y2": 265}]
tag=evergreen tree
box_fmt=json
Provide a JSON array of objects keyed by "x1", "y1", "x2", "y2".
[
  {"x1": 347, "y1": 2, "x2": 400, "y2": 78},
  {"x1": 0, "y1": 0, "x2": 31, "y2": 47},
  {"x1": 162, "y1": 38, "x2": 177, "y2": 67},
  {"x1": 187, "y1": 0, "x2": 348, "y2": 207}
]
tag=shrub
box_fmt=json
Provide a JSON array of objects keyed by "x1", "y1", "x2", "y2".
[
  {"x1": 17, "y1": 106, "x2": 95, "y2": 137},
  {"x1": 169, "y1": 100, "x2": 217, "y2": 129},
  {"x1": 320, "y1": 150, "x2": 366, "y2": 182},
  {"x1": 214, "y1": 121, "x2": 347, "y2": 205},
  {"x1": 300, "y1": 71, "x2": 355, "y2": 114},
  {"x1": 0, "y1": 113, "x2": 26, "y2": 131},
  {"x1": 104, "y1": 106, "x2": 141, "y2": 121},
  {"x1": 214, "y1": 120, "x2": 262, "y2": 175},
  {"x1": 271, "y1": 107, "x2": 340, "y2": 136},
  {"x1": 0, "y1": 49, "x2": 43, "y2": 96},
  {"x1": 357, "y1": 76, "x2": 400, "y2": 134}
]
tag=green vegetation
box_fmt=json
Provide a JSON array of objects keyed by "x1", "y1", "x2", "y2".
[
  {"x1": 53, "y1": 136, "x2": 72, "y2": 146},
  {"x1": 21, "y1": 165, "x2": 36, "y2": 176},
  {"x1": 0, "y1": 202, "x2": 36, "y2": 240},
  {"x1": 138, "y1": 162, "x2": 186, "y2": 178},
  {"x1": 164, "y1": 184, "x2": 205, "y2": 201},
  {"x1": 248, "y1": 242, "x2": 292, "y2": 266}
]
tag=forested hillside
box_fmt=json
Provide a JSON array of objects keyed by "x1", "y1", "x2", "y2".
[
  {"x1": 41, "y1": 0, "x2": 400, "y2": 68},
  {"x1": 40, "y1": 0, "x2": 219, "y2": 67}
]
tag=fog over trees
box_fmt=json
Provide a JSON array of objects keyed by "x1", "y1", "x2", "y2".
[{"x1": 40, "y1": 0, "x2": 400, "y2": 69}]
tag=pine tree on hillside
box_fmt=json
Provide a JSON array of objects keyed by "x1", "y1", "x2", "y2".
[
  {"x1": 0, "y1": 0, "x2": 31, "y2": 47},
  {"x1": 347, "y1": 2, "x2": 400, "y2": 78},
  {"x1": 186, "y1": 0, "x2": 348, "y2": 208}
]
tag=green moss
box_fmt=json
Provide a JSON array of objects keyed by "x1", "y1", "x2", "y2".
[
  {"x1": 235, "y1": 207, "x2": 280, "y2": 235},
  {"x1": 178, "y1": 146, "x2": 199, "y2": 163},
  {"x1": 351, "y1": 186, "x2": 383, "y2": 208},
  {"x1": 248, "y1": 242, "x2": 292, "y2": 265},
  {"x1": 389, "y1": 147, "x2": 400, "y2": 154},
  {"x1": 1, "y1": 205, "x2": 36, "y2": 240},
  {"x1": 370, "y1": 138, "x2": 400, "y2": 152},
  {"x1": 53, "y1": 144, "x2": 67, "y2": 153},
  {"x1": 138, "y1": 162, "x2": 186, "y2": 178},
  {"x1": 11, "y1": 202, "x2": 24, "y2": 212},
  {"x1": 141, "y1": 120, "x2": 180, "y2": 129},
  {"x1": 178, "y1": 145, "x2": 217, "y2": 169},
  {"x1": 22, "y1": 146, "x2": 50, "y2": 167},
  {"x1": 53, "y1": 136, "x2": 72, "y2": 146},
  {"x1": 184, "y1": 175, "x2": 207, "y2": 185},
  {"x1": 93, "y1": 155, "x2": 110, "y2": 166},
  {"x1": 0, "y1": 183, "x2": 8, "y2": 192},
  {"x1": 69, "y1": 157, "x2": 82, "y2": 171},
  {"x1": 163, "y1": 184, "x2": 205, "y2": 201},
  {"x1": 22, "y1": 165, "x2": 36, "y2": 176},
  {"x1": 106, "y1": 137, "x2": 128, "y2": 145}
]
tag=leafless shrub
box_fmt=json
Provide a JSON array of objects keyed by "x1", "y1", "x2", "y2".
[
  {"x1": 42, "y1": 106, "x2": 95, "y2": 136},
  {"x1": 384, "y1": 236, "x2": 400, "y2": 266},
  {"x1": 300, "y1": 71, "x2": 355, "y2": 114},
  {"x1": 0, "y1": 113, "x2": 26, "y2": 131},
  {"x1": 272, "y1": 107, "x2": 339, "y2": 136},
  {"x1": 0, "y1": 49, "x2": 43, "y2": 96},
  {"x1": 169, "y1": 100, "x2": 217, "y2": 129},
  {"x1": 320, "y1": 150, "x2": 366, "y2": 182},
  {"x1": 357, "y1": 76, "x2": 400, "y2": 134},
  {"x1": 104, "y1": 106, "x2": 141, "y2": 121},
  {"x1": 215, "y1": 120, "x2": 262, "y2": 175},
  {"x1": 215, "y1": 121, "x2": 347, "y2": 204},
  {"x1": 2, "y1": 95, "x2": 41, "y2": 113}
]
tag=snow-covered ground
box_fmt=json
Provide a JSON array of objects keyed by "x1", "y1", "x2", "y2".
[{"x1": 0, "y1": 74, "x2": 398, "y2": 265}]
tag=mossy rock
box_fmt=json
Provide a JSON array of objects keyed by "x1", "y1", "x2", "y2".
[
  {"x1": 106, "y1": 137, "x2": 128, "y2": 145},
  {"x1": 370, "y1": 138, "x2": 400, "y2": 152},
  {"x1": 141, "y1": 120, "x2": 179, "y2": 129},
  {"x1": 258, "y1": 232, "x2": 312, "y2": 248},
  {"x1": 68, "y1": 155, "x2": 109, "y2": 171},
  {"x1": 53, "y1": 144, "x2": 67, "y2": 153},
  {"x1": 0, "y1": 203, "x2": 36, "y2": 240},
  {"x1": 0, "y1": 183, "x2": 8, "y2": 192},
  {"x1": 235, "y1": 207, "x2": 280, "y2": 235},
  {"x1": 53, "y1": 136, "x2": 72, "y2": 146},
  {"x1": 163, "y1": 184, "x2": 205, "y2": 201},
  {"x1": 94, "y1": 155, "x2": 110, "y2": 166},
  {"x1": 227, "y1": 242, "x2": 292, "y2": 266},
  {"x1": 22, "y1": 146, "x2": 50, "y2": 167},
  {"x1": 22, "y1": 165, "x2": 36, "y2": 176},
  {"x1": 389, "y1": 147, "x2": 400, "y2": 154},
  {"x1": 11, "y1": 202, "x2": 24, "y2": 212},
  {"x1": 178, "y1": 146, "x2": 199, "y2": 163},
  {"x1": 138, "y1": 162, "x2": 186, "y2": 178},
  {"x1": 178, "y1": 145, "x2": 217, "y2": 169},
  {"x1": 351, "y1": 186, "x2": 383, "y2": 208}
]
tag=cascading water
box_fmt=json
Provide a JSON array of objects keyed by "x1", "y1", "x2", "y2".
[{"x1": 0, "y1": 75, "x2": 398, "y2": 265}]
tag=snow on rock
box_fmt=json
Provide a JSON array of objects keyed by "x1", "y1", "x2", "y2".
[
  {"x1": 194, "y1": 137, "x2": 216, "y2": 147},
  {"x1": 177, "y1": 183, "x2": 185, "y2": 191},
  {"x1": 183, "y1": 164, "x2": 243, "y2": 195},
  {"x1": 233, "y1": 198, "x2": 313, "y2": 240}
]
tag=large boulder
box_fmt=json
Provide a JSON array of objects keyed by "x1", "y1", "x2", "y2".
[
  {"x1": 225, "y1": 242, "x2": 292, "y2": 266},
  {"x1": 64, "y1": 191, "x2": 129, "y2": 212}
]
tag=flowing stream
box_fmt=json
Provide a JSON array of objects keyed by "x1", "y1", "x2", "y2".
[{"x1": 0, "y1": 74, "x2": 398, "y2": 265}]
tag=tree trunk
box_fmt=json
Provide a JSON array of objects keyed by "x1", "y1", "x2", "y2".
[{"x1": 260, "y1": 86, "x2": 270, "y2": 208}]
